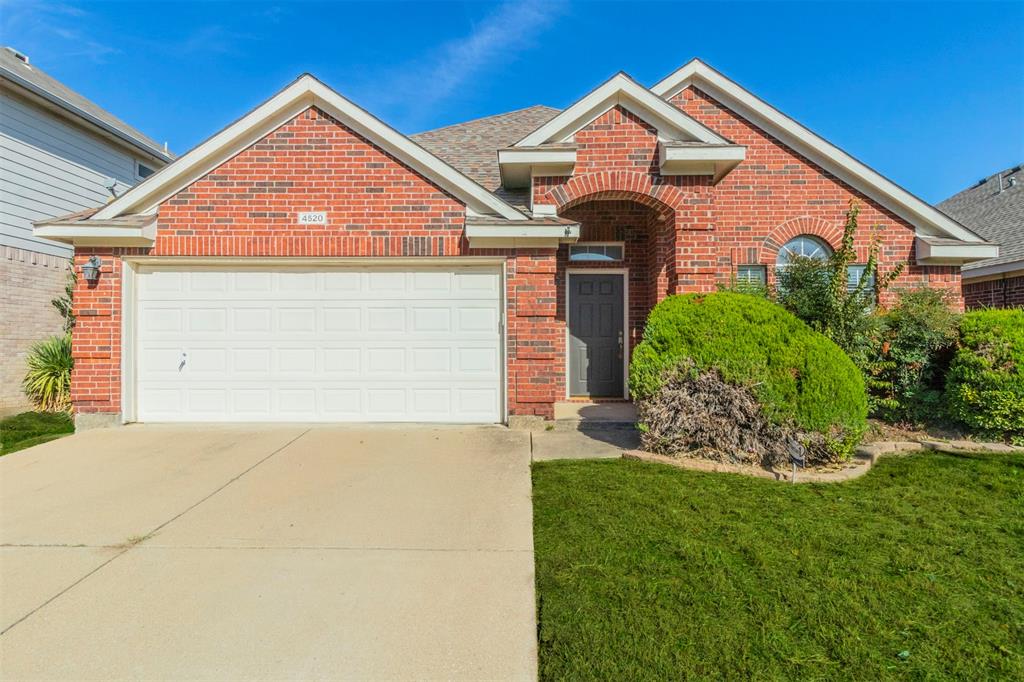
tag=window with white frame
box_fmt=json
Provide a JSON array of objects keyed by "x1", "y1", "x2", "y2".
[
  {"x1": 736, "y1": 264, "x2": 766, "y2": 287},
  {"x1": 846, "y1": 264, "x2": 876, "y2": 294},
  {"x1": 136, "y1": 162, "x2": 156, "y2": 180},
  {"x1": 569, "y1": 243, "x2": 624, "y2": 262},
  {"x1": 774, "y1": 235, "x2": 876, "y2": 298},
  {"x1": 776, "y1": 235, "x2": 833, "y2": 267}
]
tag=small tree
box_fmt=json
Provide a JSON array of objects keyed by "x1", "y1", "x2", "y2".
[
  {"x1": 51, "y1": 263, "x2": 76, "y2": 332},
  {"x1": 777, "y1": 201, "x2": 904, "y2": 368},
  {"x1": 869, "y1": 288, "x2": 959, "y2": 423}
]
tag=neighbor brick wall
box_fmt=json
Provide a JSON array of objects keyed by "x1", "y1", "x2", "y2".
[
  {"x1": 70, "y1": 106, "x2": 566, "y2": 419},
  {"x1": 1, "y1": 248, "x2": 70, "y2": 416},
  {"x1": 963, "y1": 273, "x2": 1024, "y2": 309}
]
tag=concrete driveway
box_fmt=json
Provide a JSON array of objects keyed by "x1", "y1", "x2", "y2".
[{"x1": 0, "y1": 424, "x2": 536, "y2": 681}]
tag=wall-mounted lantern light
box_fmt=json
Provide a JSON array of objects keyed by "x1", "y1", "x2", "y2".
[{"x1": 81, "y1": 255, "x2": 102, "y2": 283}]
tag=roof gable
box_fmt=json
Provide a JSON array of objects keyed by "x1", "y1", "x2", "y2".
[
  {"x1": 514, "y1": 72, "x2": 728, "y2": 147},
  {"x1": 93, "y1": 74, "x2": 527, "y2": 222},
  {"x1": 651, "y1": 59, "x2": 986, "y2": 244}
]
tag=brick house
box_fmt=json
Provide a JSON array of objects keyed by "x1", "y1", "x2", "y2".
[
  {"x1": 0, "y1": 47, "x2": 172, "y2": 416},
  {"x1": 938, "y1": 166, "x2": 1023, "y2": 309},
  {"x1": 35, "y1": 60, "x2": 997, "y2": 428}
]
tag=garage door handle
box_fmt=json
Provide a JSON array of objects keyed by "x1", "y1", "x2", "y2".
[{"x1": 178, "y1": 352, "x2": 187, "y2": 372}]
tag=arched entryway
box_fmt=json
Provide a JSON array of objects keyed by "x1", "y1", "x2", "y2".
[{"x1": 553, "y1": 187, "x2": 677, "y2": 399}]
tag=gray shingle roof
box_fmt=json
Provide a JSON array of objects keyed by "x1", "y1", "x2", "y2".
[
  {"x1": 938, "y1": 166, "x2": 1023, "y2": 271},
  {"x1": 411, "y1": 105, "x2": 559, "y2": 191},
  {"x1": 0, "y1": 46, "x2": 173, "y2": 162}
]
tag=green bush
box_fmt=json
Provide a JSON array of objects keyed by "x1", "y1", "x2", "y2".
[
  {"x1": 946, "y1": 308, "x2": 1024, "y2": 443},
  {"x1": 22, "y1": 334, "x2": 73, "y2": 413},
  {"x1": 630, "y1": 292, "x2": 867, "y2": 450},
  {"x1": 868, "y1": 288, "x2": 959, "y2": 423},
  {"x1": 775, "y1": 201, "x2": 903, "y2": 367}
]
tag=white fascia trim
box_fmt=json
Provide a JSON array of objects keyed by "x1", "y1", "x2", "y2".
[
  {"x1": 915, "y1": 238, "x2": 999, "y2": 264},
  {"x1": 660, "y1": 143, "x2": 746, "y2": 163},
  {"x1": 123, "y1": 255, "x2": 508, "y2": 267},
  {"x1": 515, "y1": 73, "x2": 727, "y2": 147},
  {"x1": 651, "y1": 60, "x2": 986, "y2": 244},
  {"x1": 34, "y1": 216, "x2": 157, "y2": 246},
  {"x1": 962, "y1": 261, "x2": 1024, "y2": 280},
  {"x1": 658, "y1": 142, "x2": 746, "y2": 182},
  {"x1": 498, "y1": 148, "x2": 577, "y2": 188},
  {"x1": 465, "y1": 223, "x2": 580, "y2": 240},
  {"x1": 497, "y1": 148, "x2": 576, "y2": 165},
  {"x1": 94, "y1": 75, "x2": 526, "y2": 222}
]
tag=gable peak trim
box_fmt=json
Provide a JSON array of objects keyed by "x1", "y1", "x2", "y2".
[
  {"x1": 651, "y1": 59, "x2": 989, "y2": 245},
  {"x1": 513, "y1": 71, "x2": 727, "y2": 148},
  {"x1": 93, "y1": 74, "x2": 526, "y2": 222}
]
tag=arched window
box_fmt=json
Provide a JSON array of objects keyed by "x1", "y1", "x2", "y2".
[{"x1": 776, "y1": 235, "x2": 833, "y2": 267}]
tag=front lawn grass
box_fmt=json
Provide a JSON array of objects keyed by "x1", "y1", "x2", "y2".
[
  {"x1": 533, "y1": 452, "x2": 1024, "y2": 680},
  {"x1": 0, "y1": 411, "x2": 73, "y2": 455}
]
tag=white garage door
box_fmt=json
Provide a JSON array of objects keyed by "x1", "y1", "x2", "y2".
[{"x1": 134, "y1": 265, "x2": 503, "y2": 423}]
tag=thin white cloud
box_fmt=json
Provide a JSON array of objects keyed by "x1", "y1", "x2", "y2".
[
  {"x1": 172, "y1": 25, "x2": 255, "y2": 56},
  {"x1": 0, "y1": 1, "x2": 120, "y2": 63},
  {"x1": 416, "y1": 0, "x2": 566, "y2": 106},
  {"x1": 359, "y1": 0, "x2": 566, "y2": 128}
]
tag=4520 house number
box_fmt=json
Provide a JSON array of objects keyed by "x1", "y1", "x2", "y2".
[{"x1": 297, "y1": 211, "x2": 327, "y2": 225}]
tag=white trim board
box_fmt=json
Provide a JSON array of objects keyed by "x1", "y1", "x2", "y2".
[
  {"x1": 515, "y1": 72, "x2": 728, "y2": 147},
  {"x1": 651, "y1": 59, "x2": 992, "y2": 246},
  {"x1": 962, "y1": 262, "x2": 1024, "y2": 282},
  {"x1": 91, "y1": 74, "x2": 527, "y2": 222}
]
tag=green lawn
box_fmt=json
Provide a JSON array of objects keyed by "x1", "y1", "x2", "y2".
[
  {"x1": 0, "y1": 411, "x2": 73, "y2": 455},
  {"x1": 533, "y1": 452, "x2": 1024, "y2": 680}
]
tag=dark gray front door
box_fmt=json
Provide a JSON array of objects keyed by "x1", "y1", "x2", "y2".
[{"x1": 568, "y1": 273, "x2": 624, "y2": 397}]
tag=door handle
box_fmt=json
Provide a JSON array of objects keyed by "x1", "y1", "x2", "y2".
[
  {"x1": 178, "y1": 352, "x2": 187, "y2": 372},
  {"x1": 617, "y1": 331, "x2": 624, "y2": 359}
]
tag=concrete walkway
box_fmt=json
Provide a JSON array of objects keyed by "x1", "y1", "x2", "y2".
[{"x1": 0, "y1": 424, "x2": 536, "y2": 681}]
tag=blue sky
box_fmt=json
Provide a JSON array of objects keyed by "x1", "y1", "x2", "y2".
[{"x1": 1, "y1": 1, "x2": 1022, "y2": 202}]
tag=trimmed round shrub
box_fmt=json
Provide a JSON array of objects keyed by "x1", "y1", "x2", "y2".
[
  {"x1": 946, "y1": 308, "x2": 1024, "y2": 444},
  {"x1": 630, "y1": 292, "x2": 867, "y2": 447}
]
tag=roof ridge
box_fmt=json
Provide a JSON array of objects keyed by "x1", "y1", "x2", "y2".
[{"x1": 411, "y1": 104, "x2": 559, "y2": 137}]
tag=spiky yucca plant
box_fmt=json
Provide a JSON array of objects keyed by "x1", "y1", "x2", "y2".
[{"x1": 22, "y1": 334, "x2": 73, "y2": 412}]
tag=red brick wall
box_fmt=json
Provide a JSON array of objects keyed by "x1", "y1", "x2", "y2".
[
  {"x1": 533, "y1": 96, "x2": 963, "y2": 310},
  {"x1": 671, "y1": 86, "x2": 963, "y2": 308},
  {"x1": 70, "y1": 107, "x2": 565, "y2": 418},
  {"x1": 71, "y1": 88, "x2": 971, "y2": 422},
  {"x1": 69, "y1": 252, "x2": 123, "y2": 412},
  {"x1": 963, "y1": 273, "x2": 1024, "y2": 309},
  {"x1": 557, "y1": 200, "x2": 660, "y2": 353}
]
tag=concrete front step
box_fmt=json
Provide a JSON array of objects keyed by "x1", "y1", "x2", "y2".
[
  {"x1": 552, "y1": 418, "x2": 637, "y2": 432},
  {"x1": 553, "y1": 401, "x2": 637, "y2": 432}
]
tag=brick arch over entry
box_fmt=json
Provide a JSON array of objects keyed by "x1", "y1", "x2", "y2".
[
  {"x1": 761, "y1": 216, "x2": 843, "y2": 264},
  {"x1": 549, "y1": 171, "x2": 684, "y2": 222}
]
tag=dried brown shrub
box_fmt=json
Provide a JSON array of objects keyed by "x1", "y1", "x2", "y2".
[{"x1": 637, "y1": 362, "x2": 845, "y2": 468}]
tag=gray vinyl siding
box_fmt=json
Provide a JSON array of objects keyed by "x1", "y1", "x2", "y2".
[{"x1": 0, "y1": 90, "x2": 151, "y2": 257}]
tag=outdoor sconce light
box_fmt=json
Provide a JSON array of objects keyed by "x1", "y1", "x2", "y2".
[{"x1": 82, "y1": 255, "x2": 102, "y2": 283}]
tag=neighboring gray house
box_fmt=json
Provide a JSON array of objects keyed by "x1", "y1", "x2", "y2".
[
  {"x1": 939, "y1": 166, "x2": 1024, "y2": 309},
  {"x1": 0, "y1": 46, "x2": 172, "y2": 415}
]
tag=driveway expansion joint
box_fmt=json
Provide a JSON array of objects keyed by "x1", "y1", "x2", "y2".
[{"x1": 1, "y1": 428, "x2": 311, "y2": 637}]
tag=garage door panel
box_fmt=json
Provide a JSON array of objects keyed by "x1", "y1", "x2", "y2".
[{"x1": 135, "y1": 266, "x2": 503, "y2": 423}]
